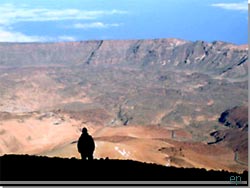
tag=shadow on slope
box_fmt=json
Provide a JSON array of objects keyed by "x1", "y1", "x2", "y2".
[{"x1": 0, "y1": 154, "x2": 248, "y2": 182}]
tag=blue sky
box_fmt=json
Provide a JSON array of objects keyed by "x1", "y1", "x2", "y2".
[{"x1": 0, "y1": 0, "x2": 248, "y2": 44}]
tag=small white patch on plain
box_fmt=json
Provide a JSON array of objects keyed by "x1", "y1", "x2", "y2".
[
  {"x1": 173, "y1": 61, "x2": 178, "y2": 66},
  {"x1": 166, "y1": 159, "x2": 171, "y2": 167},
  {"x1": 207, "y1": 100, "x2": 214, "y2": 106},
  {"x1": 115, "y1": 146, "x2": 130, "y2": 157}
]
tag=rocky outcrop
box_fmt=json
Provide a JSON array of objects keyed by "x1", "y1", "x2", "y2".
[
  {"x1": 209, "y1": 106, "x2": 248, "y2": 164},
  {"x1": 218, "y1": 106, "x2": 248, "y2": 130}
]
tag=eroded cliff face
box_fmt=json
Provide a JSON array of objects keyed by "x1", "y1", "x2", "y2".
[{"x1": 0, "y1": 39, "x2": 248, "y2": 79}]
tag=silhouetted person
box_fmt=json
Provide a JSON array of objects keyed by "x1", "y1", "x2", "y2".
[{"x1": 77, "y1": 127, "x2": 95, "y2": 160}]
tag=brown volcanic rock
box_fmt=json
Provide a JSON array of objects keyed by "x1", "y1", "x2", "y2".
[
  {"x1": 219, "y1": 106, "x2": 248, "y2": 130},
  {"x1": 210, "y1": 106, "x2": 248, "y2": 164}
]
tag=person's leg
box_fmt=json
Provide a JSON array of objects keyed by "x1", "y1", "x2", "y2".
[
  {"x1": 88, "y1": 154, "x2": 93, "y2": 160},
  {"x1": 81, "y1": 153, "x2": 87, "y2": 160}
]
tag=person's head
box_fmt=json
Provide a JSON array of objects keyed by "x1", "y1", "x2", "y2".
[{"x1": 82, "y1": 127, "x2": 88, "y2": 134}]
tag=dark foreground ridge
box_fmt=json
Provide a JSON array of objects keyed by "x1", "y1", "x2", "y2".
[{"x1": 0, "y1": 154, "x2": 248, "y2": 183}]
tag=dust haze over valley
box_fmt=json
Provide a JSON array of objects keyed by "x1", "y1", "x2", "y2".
[{"x1": 0, "y1": 38, "x2": 248, "y2": 173}]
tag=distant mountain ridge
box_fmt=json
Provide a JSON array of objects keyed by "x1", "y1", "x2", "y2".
[{"x1": 0, "y1": 38, "x2": 248, "y2": 80}]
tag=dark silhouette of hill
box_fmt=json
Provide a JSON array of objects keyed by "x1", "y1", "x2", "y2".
[{"x1": 0, "y1": 154, "x2": 248, "y2": 183}]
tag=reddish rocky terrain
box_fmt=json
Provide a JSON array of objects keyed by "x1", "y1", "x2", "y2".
[{"x1": 0, "y1": 108, "x2": 247, "y2": 173}]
